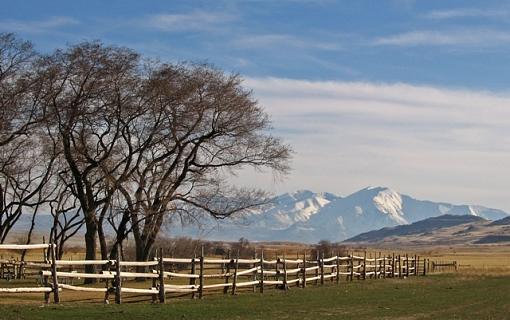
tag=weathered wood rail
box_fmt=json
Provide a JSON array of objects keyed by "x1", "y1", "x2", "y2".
[{"x1": 0, "y1": 244, "x2": 427, "y2": 304}]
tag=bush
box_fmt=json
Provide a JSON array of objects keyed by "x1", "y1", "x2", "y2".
[{"x1": 311, "y1": 240, "x2": 348, "y2": 258}]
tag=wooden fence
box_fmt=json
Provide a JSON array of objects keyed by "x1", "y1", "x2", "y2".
[
  {"x1": 430, "y1": 260, "x2": 457, "y2": 273},
  {"x1": 0, "y1": 244, "x2": 427, "y2": 304}
]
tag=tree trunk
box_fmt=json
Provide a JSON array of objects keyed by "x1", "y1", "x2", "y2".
[
  {"x1": 97, "y1": 222, "x2": 108, "y2": 265},
  {"x1": 135, "y1": 239, "x2": 150, "y2": 277},
  {"x1": 108, "y1": 210, "x2": 131, "y2": 260},
  {"x1": 84, "y1": 219, "x2": 98, "y2": 284}
]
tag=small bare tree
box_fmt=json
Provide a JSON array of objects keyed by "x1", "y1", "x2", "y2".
[{"x1": 0, "y1": 33, "x2": 55, "y2": 244}]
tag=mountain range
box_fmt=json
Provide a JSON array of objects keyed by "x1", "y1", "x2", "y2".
[
  {"x1": 12, "y1": 186, "x2": 510, "y2": 244},
  {"x1": 169, "y1": 186, "x2": 509, "y2": 243}
]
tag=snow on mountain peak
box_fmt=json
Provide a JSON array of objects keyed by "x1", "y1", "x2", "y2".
[
  {"x1": 372, "y1": 188, "x2": 408, "y2": 224},
  {"x1": 289, "y1": 189, "x2": 315, "y2": 201},
  {"x1": 266, "y1": 190, "x2": 335, "y2": 228},
  {"x1": 165, "y1": 186, "x2": 510, "y2": 243}
]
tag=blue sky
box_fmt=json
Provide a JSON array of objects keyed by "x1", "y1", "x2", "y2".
[
  {"x1": 2, "y1": 0, "x2": 510, "y2": 211},
  {"x1": 4, "y1": 0, "x2": 510, "y2": 89}
]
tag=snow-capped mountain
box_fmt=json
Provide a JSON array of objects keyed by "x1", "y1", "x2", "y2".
[
  {"x1": 169, "y1": 186, "x2": 509, "y2": 243},
  {"x1": 11, "y1": 186, "x2": 509, "y2": 244}
]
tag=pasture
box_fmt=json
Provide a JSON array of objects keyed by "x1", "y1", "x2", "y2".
[
  {"x1": 1, "y1": 244, "x2": 509, "y2": 319},
  {"x1": 0, "y1": 274, "x2": 508, "y2": 319}
]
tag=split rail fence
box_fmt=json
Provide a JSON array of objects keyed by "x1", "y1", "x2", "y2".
[{"x1": 0, "y1": 243, "x2": 428, "y2": 304}]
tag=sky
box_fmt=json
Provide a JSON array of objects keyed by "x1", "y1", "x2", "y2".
[{"x1": 2, "y1": 0, "x2": 510, "y2": 211}]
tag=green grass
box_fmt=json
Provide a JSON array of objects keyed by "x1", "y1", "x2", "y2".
[{"x1": 1, "y1": 275, "x2": 509, "y2": 320}]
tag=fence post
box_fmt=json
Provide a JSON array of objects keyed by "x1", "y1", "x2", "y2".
[
  {"x1": 349, "y1": 254, "x2": 354, "y2": 281},
  {"x1": 260, "y1": 249, "x2": 264, "y2": 293},
  {"x1": 283, "y1": 253, "x2": 288, "y2": 291},
  {"x1": 50, "y1": 243, "x2": 60, "y2": 304},
  {"x1": 199, "y1": 246, "x2": 204, "y2": 299},
  {"x1": 151, "y1": 259, "x2": 157, "y2": 304},
  {"x1": 320, "y1": 252, "x2": 325, "y2": 285},
  {"x1": 415, "y1": 256, "x2": 419, "y2": 276},
  {"x1": 406, "y1": 254, "x2": 409, "y2": 277},
  {"x1": 43, "y1": 240, "x2": 50, "y2": 304},
  {"x1": 423, "y1": 258, "x2": 426, "y2": 276},
  {"x1": 363, "y1": 251, "x2": 367, "y2": 280},
  {"x1": 190, "y1": 254, "x2": 196, "y2": 299},
  {"x1": 223, "y1": 250, "x2": 231, "y2": 294},
  {"x1": 382, "y1": 254, "x2": 386, "y2": 279},
  {"x1": 231, "y1": 250, "x2": 239, "y2": 295},
  {"x1": 373, "y1": 252, "x2": 377, "y2": 279},
  {"x1": 335, "y1": 253, "x2": 340, "y2": 285},
  {"x1": 391, "y1": 253, "x2": 395, "y2": 278},
  {"x1": 398, "y1": 254, "x2": 402, "y2": 278},
  {"x1": 252, "y1": 251, "x2": 258, "y2": 293},
  {"x1": 315, "y1": 252, "x2": 319, "y2": 285},
  {"x1": 104, "y1": 259, "x2": 112, "y2": 304},
  {"x1": 275, "y1": 253, "x2": 280, "y2": 287},
  {"x1": 115, "y1": 244, "x2": 122, "y2": 304},
  {"x1": 302, "y1": 251, "x2": 307, "y2": 288},
  {"x1": 158, "y1": 248, "x2": 165, "y2": 303}
]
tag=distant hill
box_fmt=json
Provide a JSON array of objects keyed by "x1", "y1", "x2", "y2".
[
  {"x1": 343, "y1": 214, "x2": 510, "y2": 246},
  {"x1": 489, "y1": 216, "x2": 510, "y2": 226},
  {"x1": 345, "y1": 215, "x2": 486, "y2": 242}
]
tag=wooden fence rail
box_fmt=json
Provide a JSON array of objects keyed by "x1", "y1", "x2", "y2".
[{"x1": 0, "y1": 244, "x2": 428, "y2": 304}]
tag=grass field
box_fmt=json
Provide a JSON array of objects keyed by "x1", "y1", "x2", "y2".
[
  {"x1": 0, "y1": 274, "x2": 508, "y2": 320},
  {"x1": 1, "y1": 244, "x2": 509, "y2": 319}
]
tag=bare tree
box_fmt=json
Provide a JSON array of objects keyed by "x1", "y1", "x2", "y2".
[
  {"x1": 37, "y1": 42, "x2": 143, "y2": 278},
  {"x1": 0, "y1": 33, "x2": 39, "y2": 147},
  {"x1": 47, "y1": 177, "x2": 85, "y2": 260},
  {"x1": 8, "y1": 39, "x2": 291, "y2": 271},
  {"x1": 116, "y1": 64, "x2": 292, "y2": 263},
  {"x1": 0, "y1": 33, "x2": 55, "y2": 244}
]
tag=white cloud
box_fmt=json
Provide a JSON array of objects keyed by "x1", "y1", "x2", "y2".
[
  {"x1": 232, "y1": 34, "x2": 342, "y2": 51},
  {"x1": 374, "y1": 29, "x2": 510, "y2": 46},
  {"x1": 0, "y1": 16, "x2": 79, "y2": 34},
  {"x1": 142, "y1": 11, "x2": 234, "y2": 33},
  {"x1": 237, "y1": 77, "x2": 510, "y2": 211},
  {"x1": 424, "y1": 8, "x2": 510, "y2": 20}
]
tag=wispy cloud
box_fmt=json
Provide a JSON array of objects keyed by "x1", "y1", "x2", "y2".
[
  {"x1": 373, "y1": 29, "x2": 510, "y2": 46},
  {"x1": 0, "y1": 16, "x2": 79, "y2": 34},
  {"x1": 424, "y1": 8, "x2": 510, "y2": 20},
  {"x1": 141, "y1": 11, "x2": 235, "y2": 33},
  {"x1": 241, "y1": 77, "x2": 510, "y2": 210},
  {"x1": 232, "y1": 33, "x2": 342, "y2": 51}
]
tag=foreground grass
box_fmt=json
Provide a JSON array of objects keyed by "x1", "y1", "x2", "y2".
[{"x1": 1, "y1": 274, "x2": 509, "y2": 320}]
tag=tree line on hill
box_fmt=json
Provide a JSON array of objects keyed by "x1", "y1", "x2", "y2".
[{"x1": 0, "y1": 33, "x2": 292, "y2": 279}]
